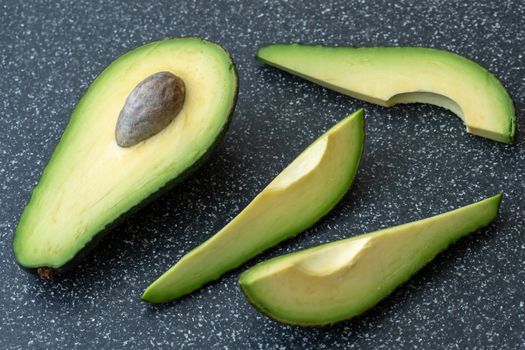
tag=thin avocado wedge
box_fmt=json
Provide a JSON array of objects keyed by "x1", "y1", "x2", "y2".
[
  {"x1": 14, "y1": 38, "x2": 238, "y2": 276},
  {"x1": 240, "y1": 194, "x2": 502, "y2": 326},
  {"x1": 257, "y1": 45, "x2": 515, "y2": 144},
  {"x1": 142, "y1": 109, "x2": 365, "y2": 303}
]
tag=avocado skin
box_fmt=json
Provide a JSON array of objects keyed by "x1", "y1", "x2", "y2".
[{"x1": 14, "y1": 38, "x2": 239, "y2": 276}]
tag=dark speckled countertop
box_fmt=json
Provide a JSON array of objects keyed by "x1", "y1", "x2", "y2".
[{"x1": 1, "y1": 0, "x2": 524, "y2": 349}]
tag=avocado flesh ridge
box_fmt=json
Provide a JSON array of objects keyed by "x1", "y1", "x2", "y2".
[
  {"x1": 14, "y1": 38, "x2": 238, "y2": 269},
  {"x1": 142, "y1": 110, "x2": 365, "y2": 302},
  {"x1": 257, "y1": 45, "x2": 515, "y2": 143},
  {"x1": 240, "y1": 194, "x2": 501, "y2": 326}
]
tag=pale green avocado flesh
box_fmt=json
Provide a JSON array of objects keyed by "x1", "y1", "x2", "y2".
[
  {"x1": 240, "y1": 194, "x2": 501, "y2": 326},
  {"x1": 14, "y1": 38, "x2": 238, "y2": 272},
  {"x1": 257, "y1": 45, "x2": 515, "y2": 144},
  {"x1": 142, "y1": 109, "x2": 365, "y2": 302}
]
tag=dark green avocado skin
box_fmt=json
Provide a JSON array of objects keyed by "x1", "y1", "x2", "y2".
[{"x1": 15, "y1": 42, "x2": 239, "y2": 277}]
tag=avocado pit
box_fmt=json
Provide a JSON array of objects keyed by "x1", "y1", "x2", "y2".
[{"x1": 116, "y1": 71, "x2": 185, "y2": 147}]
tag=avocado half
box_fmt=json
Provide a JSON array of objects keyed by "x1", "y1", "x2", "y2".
[
  {"x1": 142, "y1": 109, "x2": 365, "y2": 303},
  {"x1": 240, "y1": 194, "x2": 502, "y2": 326},
  {"x1": 257, "y1": 45, "x2": 515, "y2": 144},
  {"x1": 14, "y1": 38, "x2": 238, "y2": 276}
]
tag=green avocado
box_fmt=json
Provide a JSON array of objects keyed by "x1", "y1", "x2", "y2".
[
  {"x1": 13, "y1": 38, "x2": 238, "y2": 276},
  {"x1": 257, "y1": 44, "x2": 515, "y2": 144},
  {"x1": 240, "y1": 194, "x2": 502, "y2": 326},
  {"x1": 142, "y1": 109, "x2": 365, "y2": 303}
]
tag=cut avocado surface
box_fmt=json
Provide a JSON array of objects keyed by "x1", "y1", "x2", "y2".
[
  {"x1": 240, "y1": 194, "x2": 501, "y2": 326},
  {"x1": 142, "y1": 109, "x2": 365, "y2": 303},
  {"x1": 257, "y1": 44, "x2": 515, "y2": 143},
  {"x1": 14, "y1": 38, "x2": 238, "y2": 274}
]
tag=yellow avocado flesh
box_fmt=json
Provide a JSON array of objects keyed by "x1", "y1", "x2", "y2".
[
  {"x1": 14, "y1": 38, "x2": 237, "y2": 269},
  {"x1": 257, "y1": 45, "x2": 515, "y2": 143},
  {"x1": 142, "y1": 110, "x2": 365, "y2": 302},
  {"x1": 240, "y1": 194, "x2": 501, "y2": 326}
]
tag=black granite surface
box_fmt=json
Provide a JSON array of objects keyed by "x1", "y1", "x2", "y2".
[{"x1": 1, "y1": 0, "x2": 524, "y2": 349}]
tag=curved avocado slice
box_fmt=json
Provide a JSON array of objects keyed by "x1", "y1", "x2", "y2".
[
  {"x1": 142, "y1": 109, "x2": 365, "y2": 303},
  {"x1": 239, "y1": 194, "x2": 502, "y2": 326},
  {"x1": 257, "y1": 45, "x2": 515, "y2": 144},
  {"x1": 14, "y1": 38, "x2": 238, "y2": 275}
]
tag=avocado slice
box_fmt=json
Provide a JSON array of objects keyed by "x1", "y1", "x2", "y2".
[
  {"x1": 257, "y1": 45, "x2": 515, "y2": 144},
  {"x1": 13, "y1": 38, "x2": 238, "y2": 276},
  {"x1": 142, "y1": 109, "x2": 365, "y2": 302},
  {"x1": 240, "y1": 194, "x2": 502, "y2": 326}
]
